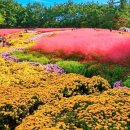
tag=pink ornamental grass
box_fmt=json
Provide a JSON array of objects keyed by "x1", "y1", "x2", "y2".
[
  {"x1": 0, "y1": 29, "x2": 23, "y2": 35},
  {"x1": 32, "y1": 28, "x2": 130, "y2": 64}
]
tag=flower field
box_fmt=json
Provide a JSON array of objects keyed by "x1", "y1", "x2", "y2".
[
  {"x1": 0, "y1": 29, "x2": 23, "y2": 35},
  {"x1": 0, "y1": 29, "x2": 130, "y2": 130},
  {"x1": 33, "y1": 28, "x2": 130, "y2": 64}
]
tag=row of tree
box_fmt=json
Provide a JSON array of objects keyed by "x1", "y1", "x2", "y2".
[{"x1": 0, "y1": 0, "x2": 130, "y2": 29}]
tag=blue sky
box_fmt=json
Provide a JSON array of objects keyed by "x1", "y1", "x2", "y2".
[{"x1": 16, "y1": 0, "x2": 108, "y2": 6}]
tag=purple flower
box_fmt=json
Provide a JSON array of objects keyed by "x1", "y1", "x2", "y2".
[
  {"x1": 1, "y1": 48, "x2": 25, "y2": 62},
  {"x1": 113, "y1": 80, "x2": 122, "y2": 88},
  {"x1": 113, "y1": 80, "x2": 130, "y2": 90},
  {"x1": 44, "y1": 64, "x2": 65, "y2": 75}
]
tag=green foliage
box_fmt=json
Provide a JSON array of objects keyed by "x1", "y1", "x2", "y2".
[
  {"x1": 99, "y1": 64, "x2": 128, "y2": 85},
  {"x1": 11, "y1": 51, "x2": 49, "y2": 64},
  {"x1": 127, "y1": 122, "x2": 130, "y2": 130},
  {"x1": 62, "y1": 87, "x2": 69, "y2": 97},
  {"x1": 56, "y1": 61, "x2": 86, "y2": 75},
  {"x1": 0, "y1": 0, "x2": 130, "y2": 28},
  {"x1": 50, "y1": 58, "x2": 63, "y2": 64},
  {"x1": 0, "y1": 14, "x2": 4, "y2": 25},
  {"x1": 123, "y1": 76, "x2": 130, "y2": 88},
  {"x1": 85, "y1": 63, "x2": 129, "y2": 85},
  {"x1": 84, "y1": 63, "x2": 100, "y2": 77},
  {"x1": 29, "y1": 57, "x2": 49, "y2": 64}
]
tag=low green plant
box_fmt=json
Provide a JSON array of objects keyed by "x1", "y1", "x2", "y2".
[
  {"x1": 84, "y1": 63, "x2": 100, "y2": 77},
  {"x1": 84, "y1": 62, "x2": 129, "y2": 85},
  {"x1": 11, "y1": 50, "x2": 49, "y2": 64},
  {"x1": 98, "y1": 64, "x2": 129, "y2": 85},
  {"x1": 30, "y1": 50, "x2": 56, "y2": 59},
  {"x1": 56, "y1": 61, "x2": 86, "y2": 75},
  {"x1": 29, "y1": 57, "x2": 49, "y2": 64},
  {"x1": 49, "y1": 58, "x2": 63, "y2": 64},
  {"x1": 123, "y1": 76, "x2": 130, "y2": 88},
  {"x1": 11, "y1": 51, "x2": 33, "y2": 61}
]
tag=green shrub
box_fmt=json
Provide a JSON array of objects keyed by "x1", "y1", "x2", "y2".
[
  {"x1": 98, "y1": 64, "x2": 129, "y2": 85},
  {"x1": 11, "y1": 51, "x2": 33, "y2": 61},
  {"x1": 84, "y1": 62, "x2": 129, "y2": 85},
  {"x1": 84, "y1": 63, "x2": 100, "y2": 77},
  {"x1": 29, "y1": 57, "x2": 49, "y2": 64},
  {"x1": 56, "y1": 61, "x2": 86, "y2": 75},
  {"x1": 50, "y1": 58, "x2": 63, "y2": 64},
  {"x1": 123, "y1": 76, "x2": 130, "y2": 88},
  {"x1": 11, "y1": 50, "x2": 49, "y2": 64}
]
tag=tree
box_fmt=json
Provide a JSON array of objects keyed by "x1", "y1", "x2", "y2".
[
  {"x1": 0, "y1": 13, "x2": 5, "y2": 25},
  {"x1": 120, "y1": 0, "x2": 128, "y2": 10},
  {"x1": 0, "y1": 0, "x2": 130, "y2": 28},
  {"x1": 114, "y1": 14, "x2": 128, "y2": 29}
]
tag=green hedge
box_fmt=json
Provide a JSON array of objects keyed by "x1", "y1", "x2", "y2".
[
  {"x1": 123, "y1": 76, "x2": 130, "y2": 88},
  {"x1": 56, "y1": 61, "x2": 86, "y2": 75}
]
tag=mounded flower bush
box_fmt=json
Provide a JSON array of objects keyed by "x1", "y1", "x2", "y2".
[
  {"x1": 16, "y1": 88, "x2": 130, "y2": 130},
  {"x1": 0, "y1": 57, "x2": 112, "y2": 129}
]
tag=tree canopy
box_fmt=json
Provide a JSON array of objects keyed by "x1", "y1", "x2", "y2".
[{"x1": 0, "y1": 0, "x2": 130, "y2": 29}]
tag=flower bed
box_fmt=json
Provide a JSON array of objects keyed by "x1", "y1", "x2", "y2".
[
  {"x1": 0, "y1": 28, "x2": 130, "y2": 130},
  {"x1": 16, "y1": 88, "x2": 130, "y2": 130},
  {"x1": 32, "y1": 28, "x2": 130, "y2": 64},
  {"x1": 0, "y1": 29, "x2": 23, "y2": 35}
]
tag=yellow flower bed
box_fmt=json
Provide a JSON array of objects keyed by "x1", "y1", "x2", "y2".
[
  {"x1": 0, "y1": 32, "x2": 36, "y2": 54},
  {"x1": 8, "y1": 32, "x2": 36, "y2": 46},
  {"x1": 16, "y1": 88, "x2": 130, "y2": 130},
  {"x1": 0, "y1": 57, "x2": 112, "y2": 129}
]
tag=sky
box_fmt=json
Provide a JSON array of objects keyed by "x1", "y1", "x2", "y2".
[{"x1": 16, "y1": 0, "x2": 108, "y2": 6}]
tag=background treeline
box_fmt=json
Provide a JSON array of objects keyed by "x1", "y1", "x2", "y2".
[{"x1": 0, "y1": 0, "x2": 130, "y2": 29}]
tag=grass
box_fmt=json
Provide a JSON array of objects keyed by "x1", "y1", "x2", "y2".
[{"x1": 11, "y1": 50, "x2": 49, "y2": 64}]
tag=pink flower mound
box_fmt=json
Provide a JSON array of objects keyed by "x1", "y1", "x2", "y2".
[
  {"x1": 32, "y1": 28, "x2": 130, "y2": 64},
  {"x1": 0, "y1": 29, "x2": 23, "y2": 35}
]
